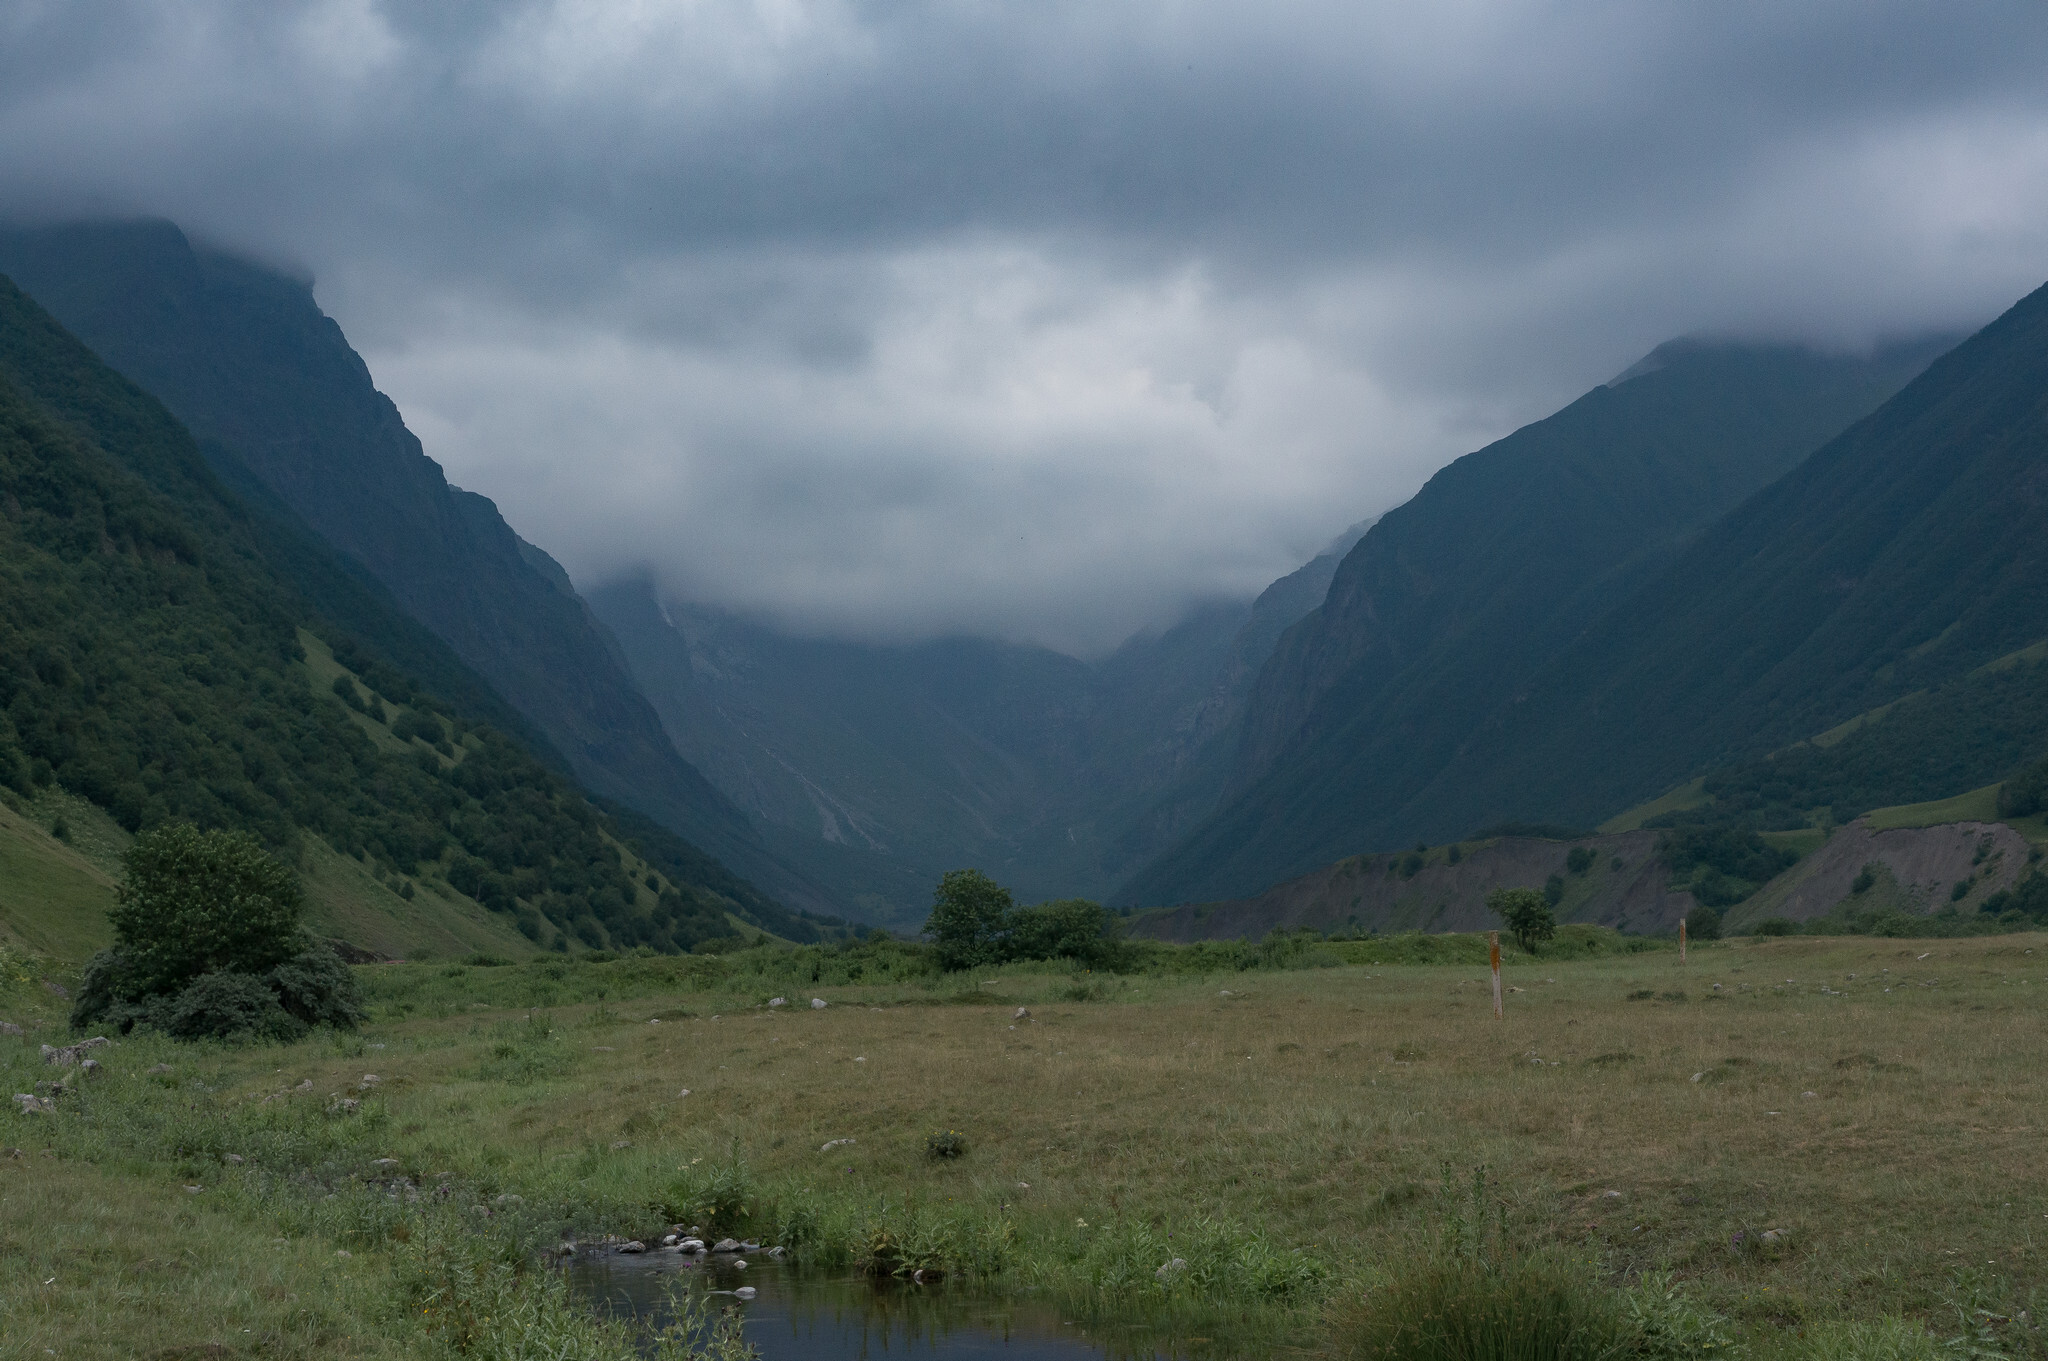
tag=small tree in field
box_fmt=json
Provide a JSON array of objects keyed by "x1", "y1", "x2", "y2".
[
  {"x1": 74, "y1": 823, "x2": 363, "y2": 1039},
  {"x1": 925, "y1": 869, "x2": 1015, "y2": 971},
  {"x1": 1487, "y1": 886, "x2": 1557, "y2": 954},
  {"x1": 109, "y1": 824, "x2": 304, "y2": 995}
]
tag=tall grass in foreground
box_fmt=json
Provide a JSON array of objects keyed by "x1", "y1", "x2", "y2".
[{"x1": 1328, "y1": 1171, "x2": 1734, "y2": 1361}]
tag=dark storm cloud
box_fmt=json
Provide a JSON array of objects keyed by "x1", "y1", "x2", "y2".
[{"x1": 2, "y1": 1, "x2": 2046, "y2": 650}]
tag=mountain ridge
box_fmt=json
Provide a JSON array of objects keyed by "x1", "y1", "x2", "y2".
[
  {"x1": 0, "y1": 219, "x2": 840, "y2": 917},
  {"x1": 1119, "y1": 334, "x2": 1957, "y2": 905}
]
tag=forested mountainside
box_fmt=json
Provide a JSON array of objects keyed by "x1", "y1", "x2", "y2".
[
  {"x1": 1389, "y1": 280, "x2": 2048, "y2": 839},
  {"x1": 1120, "y1": 335, "x2": 1955, "y2": 906},
  {"x1": 0, "y1": 272, "x2": 834, "y2": 955},
  {"x1": 0, "y1": 219, "x2": 837, "y2": 917},
  {"x1": 586, "y1": 523, "x2": 1369, "y2": 926}
]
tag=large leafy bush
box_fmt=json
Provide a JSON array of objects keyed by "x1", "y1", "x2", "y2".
[{"x1": 72, "y1": 823, "x2": 363, "y2": 1039}]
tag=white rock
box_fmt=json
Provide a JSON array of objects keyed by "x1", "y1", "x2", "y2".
[
  {"x1": 769, "y1": 997, "x2": 787, "y2": 1007},
  {"x1": 1014, "y1": 1007, "x2": 1031, "y2": 1019},
  {"x1": 821, "y1": 1138, "x2": 855, "y2": 1152},
  {"x1": 733, "y1": 1286, "x2": 757, "y2": 1300},
  {"x1": 1156, "y1": 1257, "x2": 1188, "y2": 1281},
  {"x1": 811, "y1": 998, "x2": 827, "y2": 1009}
]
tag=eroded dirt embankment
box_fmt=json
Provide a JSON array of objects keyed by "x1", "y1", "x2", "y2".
[
  {"x1": 1139, "y1": 816, "x2": 2037, "y2": 943},
  {"x1": 1132, "y1": 831, "x2": 1696, "y2": 943},
  {"x1": 1734, "y1": 819, "x2": 2029, "y2": 926}
]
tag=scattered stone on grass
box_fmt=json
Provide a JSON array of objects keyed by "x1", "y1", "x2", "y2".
[
  {"x1": 0, "y1": 1021, "x2": 21, "y2": 1036},
  {"x1": 811, "y1": 998, "x2": 827, "y2": 1009},
  {"x1": 768, "y1": 998, "x2": 788, "y2": 1008},
  {"x1": 618, "y1": 1241, "x2": 647, "y2": 1254},
  {"x1": 822, "y1": 1137, "x2": 855, "y2": 1152},
  {"x1": 40, "y1": 1037, "x2": 109, "y2": 1066},
  {"x1": 13, "y1": 1093, "x2": 54, "y2": 1114},
  {"x1": 1156, "y1": 1257, "x2": 1188, "y2": 1282}
]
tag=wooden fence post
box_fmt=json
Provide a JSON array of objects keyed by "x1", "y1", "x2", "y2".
[
  {"x1": 1680, "y1": 916, "x2": 1688, "y2": 965},
  {"x1": 1489, "y1": 930, "x2": 1503, "y2": 1019}
]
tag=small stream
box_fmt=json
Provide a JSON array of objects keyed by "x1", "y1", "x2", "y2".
[{"x1": 570, "y1": 1250, "x2": 1170, "y2": 1360}]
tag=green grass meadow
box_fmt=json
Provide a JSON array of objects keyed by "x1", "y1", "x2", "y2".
[{"x1": 6, "y1": 931, "x2": 2048, "y2": 1358}]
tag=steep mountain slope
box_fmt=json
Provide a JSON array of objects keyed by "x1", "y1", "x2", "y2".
[
  {"x1": 1121, "y1": 336, "x2": 1953, "y2": 905},
  {"x1": 0, "y1": 272, "x2": 825, "y2": 956},
  {"x1": 586, "y1": 523, "x2": 1369, "y2": 923},
  {"x1": 0, "y1": 219, "x2": 833, "y2": 916},
  {"x1": 1397, "y1": 280, "x2": 2048, "y2": 836}
]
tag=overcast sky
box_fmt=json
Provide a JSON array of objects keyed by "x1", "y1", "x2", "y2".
[{"x1": 4, "y1": 1, "x2": 2047, "y2": 653}]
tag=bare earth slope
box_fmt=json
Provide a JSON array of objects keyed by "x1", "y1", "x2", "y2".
[{"x1": 1131, "y1": 832, "x2": 1698, "y2": 941}]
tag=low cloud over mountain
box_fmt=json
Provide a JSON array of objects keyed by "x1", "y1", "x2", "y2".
[{"x1": 6, "y1": 1, "x2": 2046, "y2": 650}]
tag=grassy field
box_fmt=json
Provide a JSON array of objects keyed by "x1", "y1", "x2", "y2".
[{"x1": 5, "y1": 932, "x2": 2047, "y2": 1359}]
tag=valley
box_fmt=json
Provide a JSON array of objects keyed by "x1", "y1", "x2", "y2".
[{"x1": 5, "y1": 217, "x2": 2048, "y2": 1361}]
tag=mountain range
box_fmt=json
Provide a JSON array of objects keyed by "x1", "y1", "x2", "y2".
[
  {"x1": 587, "y1": 521, "x2": 1367, "y2": 927},
  {"x1": 7, "y1": 213, "x2": 2047, "y2": 951}
]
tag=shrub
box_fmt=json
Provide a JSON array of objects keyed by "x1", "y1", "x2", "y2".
[
  {"x1": 1566, "y1": 846, "x2": 1595, "y2": 875},
  {"x1": 72, "y1": 823, "x2": 362, "y2": 1038},
  {"x1": 925, "y1": 871, "x2": 1131, "y2": 971},
  {"x1": 109, "y1": 824, "x2": 304, "y2": 995},
  {"x1": 925, "y1": 869, "x2": 1014, "y2": 970},
  {"x1": 267, "y1": 944, "x2": 369, "y2": 1029},
  {"x1": 1488, "y1": 887, "x2": 1556, "y2": 953},
  {"x1": 923, "y1": 1129, "x2": 967, "y2": 1160},
  {"x1": 165, "y1": 971, "x2": 301, "y2": 1041},
  {"x1": 1751, "y1": 917, "x2": 1796, "y2": 936},
  {"x1": 1683, "y1": 904, "x2": 1723, "y2": 941},
  {"x1": 1446, "y1": 843, "x2": 1463, "y2": 865},
  {"x1": 1658, "y1": 825, "x2": 1798, "y2": 906},
  {"x1": 1851, "y1": 864, "x2": 1877, "y2": 895},
  {"x1": 1543, "y1": 874, "x2": 1565, "y2": 907}
]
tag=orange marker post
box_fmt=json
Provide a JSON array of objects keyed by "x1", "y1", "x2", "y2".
[
  {"x1": 1489, "y1": 930, "x2": 1503, "y2": 1019},
  {"x1": 1680, "y1": 917, "x2": 1688, "y2": 965}
]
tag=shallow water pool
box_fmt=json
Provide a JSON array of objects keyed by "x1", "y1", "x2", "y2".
[{"x1": 570, "y1": 1248, "x2": 1167, "y2": 1360}]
